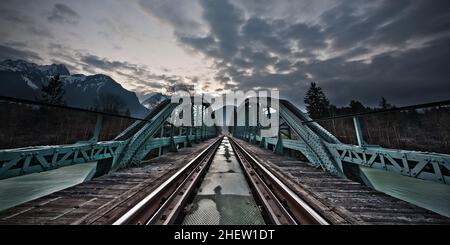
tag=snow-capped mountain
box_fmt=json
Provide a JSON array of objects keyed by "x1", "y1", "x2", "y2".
[
  {"x1": 0, "y1": 59, "x2": 148, "y2": 117},
  {"x1": 142, "y1": 92, "x2": 169, "y2": 110}
]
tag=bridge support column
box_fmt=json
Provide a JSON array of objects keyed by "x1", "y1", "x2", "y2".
[
  {"x1": 169, "y1": 125, "x2": 178, "y2": 152},
  {"x1": 194, "y1": 104, "x2": 199, "y2": 143},
  {"x1": 158, "y1": 126, "x2": 164, "y2": 156},
  {"x1": 195, "y1": 127, "x2": 200, "y2": 143},
  {"x1": 89, "y1": 115, "x2": 102, "y2": 143},
  {"x1": 287, "y1": 126, "x2": 294, "y2": 157},
  {"x1": 274, "y1": 132, "x2": 284, "y2": 155},
  {"x1": 250, "y1": 132, "x2": 257, "y2": 144},
  {"x1": 260, "y1": 137, "x2": 267, "y2": 149},
  {"x1": 353, "y1": 117, "x2": 366, "y2": 147},
  {"x1": 186, "y1": 127, "x2": 192, "y2": 147},
  {"x1": 201, "y1": 97, "x2": 205, "y2": 141}
]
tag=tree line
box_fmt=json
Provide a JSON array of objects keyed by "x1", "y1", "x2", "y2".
[
  {"x1": 303, "y1": 82, "x2": 450, "y2": 154},
  {"x1": 304, "y1": 82, "x2": 395, "y2": 119},
  {"x1": 1, "y1": 76, "x2": 448, "y2": 154}
]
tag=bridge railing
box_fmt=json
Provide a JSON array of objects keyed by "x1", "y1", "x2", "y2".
[
  {"x1": 0, "y1": 96, "x2": 136, "y2": 150},
  {"x1": 312, "y1": 101, "x2": 450, "y2": 155},
  {"x1": 232, "y1": 98, "x2": 450, "y2": 185},
  {"x1": 303, "y1": 100, "x2": 450, "y2": 185},
  {"x1": 0, "y1": 96, "x2": 219, "y2": 180}
]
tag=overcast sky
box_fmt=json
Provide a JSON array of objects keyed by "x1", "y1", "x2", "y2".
[{"x1": 0, "y1": 0, "x2": 449, "y2": 107}]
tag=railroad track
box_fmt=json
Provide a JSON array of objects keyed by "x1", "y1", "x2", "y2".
[
  {"x1": 113, "y1": 136, "x2": 223, "y2": 225},
  {"x1": 113, "y1": 135, "x2": 329, "y2": 225},
  {"x1": 229, "y1": 137, "x2": 329, "y2": 225}
]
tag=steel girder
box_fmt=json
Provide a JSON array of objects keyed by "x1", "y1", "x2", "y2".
[
  {"x1": 113, "y1": 103, "x2": 178, "y2": 169},
  {"x1": 0, "y1": 141, "x2": 126, "y2": 180},
  {"x1": 279, "y1": 103, "x2": 345, "y2": 177},
  {"x1": 0, "y1": 132, "x2": 218, "y2": 180},
  {"x1": 0, "y1": 100, "x2": 218, "y2": 180},
  {"x1": 327, "y1": 144, "x2": 450, "y2": 184},
  {"x1": 116, "y1": 104, "x2": 217, "y2": 168},
  {"x1": 233, "y1": 99, "x2": 450, "y2": 185}
]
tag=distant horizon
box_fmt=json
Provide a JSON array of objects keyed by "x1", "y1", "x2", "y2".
[{"x1": 2, "y1": 58, "x2": 443, "y2": 110}]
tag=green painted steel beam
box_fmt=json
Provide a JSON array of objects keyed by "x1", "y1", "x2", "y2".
[
  {"x1": 0, "y1": 99, "x2": 219, "y2": 180},
  {"x1": 232, "y1": 98, "x2": 450, "y2": 186}
]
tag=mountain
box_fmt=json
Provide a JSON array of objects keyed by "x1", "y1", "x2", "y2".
[
  {"x1": 142, "y1": 92, "x2": 169, "y2": 110},
  {"x1": 0, "y1": 60, "x2": 148, "y2": 117}
]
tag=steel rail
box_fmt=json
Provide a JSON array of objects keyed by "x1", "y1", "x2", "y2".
[
  {"x1": 147, "y1": 138, "x2": 222, "y2": 225},
  {"x1": 229, "y1": 138, "x2": 297, "y2": 225},
  {"x1": 113, "y1": 136, "x2": 223, "y2": 225},
  {"x1": 229, "y1": 137, "x2": 329, "y2": 225}
]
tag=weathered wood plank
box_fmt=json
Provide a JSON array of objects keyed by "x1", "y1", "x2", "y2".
[
  {"x1": 234, "y1": 138, "x2": 450, "y2": 225},
  {"x1": 0, "y1": 138, "x2": 218, "y2": 225}
]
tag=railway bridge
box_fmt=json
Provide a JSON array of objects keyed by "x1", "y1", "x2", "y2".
[{"x1": 0, "y1": 96, "x2": 449, "y2": 225}]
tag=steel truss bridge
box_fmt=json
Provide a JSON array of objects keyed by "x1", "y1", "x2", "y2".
[
  {"x1": 0, "y1": 97, "x2": 217, "y2": 180},
  {"x1": 1, "y1": 95, "x2": 450, "y2": 225},
  {"x1": 0, "y1": 96, "x2": 449, "y2": 186}
]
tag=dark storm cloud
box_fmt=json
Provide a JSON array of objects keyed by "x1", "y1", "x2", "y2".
[
  {"x1": 45, "y1": 40, "x2": 188, "y2": 91},
  {"x1": 80, "y1": 54, "x2": 138, "y2": 72},
  {"x1": 200, "y1": 0, "x2": 243, "y2": 56},
  {"x1": 321, "y1": 0, "x2": 450, "y2": 49},
  {"x1": 313, "y1": 36, "x2": 450, "y2": 106},
  {"x1": 282, "y1": 22, "x2": 326, "y2": 50},
  {"x1": 43, "y1": 42, "x2": 177, "y2": 93},
  {"x1": 0, "y1": 44, "x2": 42, "y2": 61},
  {"x1": 241, "y1": 18, "x2": 292, "y2": 55},
  {"x1": 78, "y1": 53, "x2": 197, "y2": 94},
  {"x1": 0, "y1": 9, "x2": 53, "y2": 38},
  {"x1": 164, "y1": 0, "x2": 450, "y2": 106},
  {"x1": 0, "y1": 9, "x2": 33, "y2": 25},
  {"x1": 79, "y1": 54, "x2": 162, "y2": 82},
  {"x1": 1, "y1": 0, "x2": 447, "y2": 106},
  {"x1": 179, "y1": 35, "x2": 220, "y2": 58},
  {"x1": 47, "y1": 3, "x2": 80, "y2": 25},
  {"x1": 177, "y1": 0, "x2": 244, "y2": 62},
  {"x1": 28, "y1": 26, "x2": 53, "y2": 38},
  {"x1": 49, "y1": 59, "x2": 79, "y2": 73},
  {"x1": 139, "y1": 0, "x2": 205, "y2": 35},
  {"x1": 369, "y1": 0, "x2": 450, "y2": 46},
  {"x1": 47, "y1": 43, "x2": 82, "y2": 67}
]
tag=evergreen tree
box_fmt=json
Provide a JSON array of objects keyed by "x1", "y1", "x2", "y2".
[
  {"x1": 304, "y1": 82, "x2": 330, "y2": 119},
  {"x1": 379, "y1": 97, "x2": 394, "y2": 110},
  {"x1": 349, "y1": 100, "x2": 366, "y2": 113},
  {"x1": 39, "y1": 74, "x2": 66, "y2": 105},
  {"x1": 125, "y1": 108, "x2": 131, "y2": 116}
]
